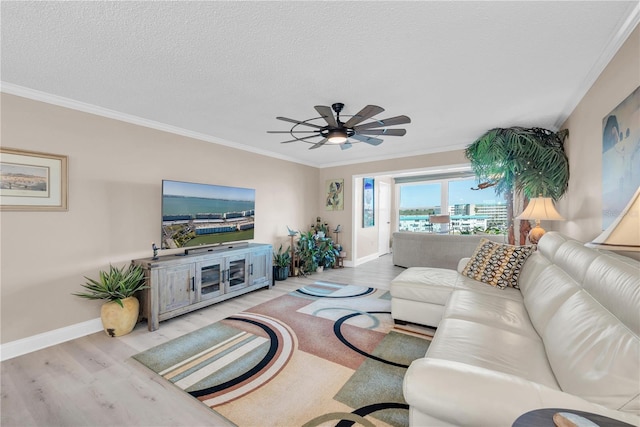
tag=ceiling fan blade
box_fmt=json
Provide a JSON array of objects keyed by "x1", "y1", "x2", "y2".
[
  {"x1": 267, "y1": 130, "x2": 318, "y2": 134},
  {"x1": 314, "y1": 105, "x2": 338, "y2": 128},
  {"x1": 309, "y1": 138, "x2": 328, "y2": 150},
  {"x1": 276, "y1": 117, "x2": 324, "y2": 129},
  {"x1": 351, "y1": 134, "x2": 383, "y2": 146},
  {"x1": 340, "y1": 142, "x2": 353, "y2": 150},
  {"x1": 343, "y1": 105, "x2": 385, "y2": 128},
  {"x1": 353, "y1": 115, "x2": 411, "y2": 131},
  {"x1": 280, "y1": 135, "x2": 323, "y2": 144},
  {"x1": 357, "y1": 128, "x2": 406, "y2": 136}
]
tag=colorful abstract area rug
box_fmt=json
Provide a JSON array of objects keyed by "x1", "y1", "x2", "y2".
[{"x1": 132, "y1": 282, "x2": 432, "y2": 427}]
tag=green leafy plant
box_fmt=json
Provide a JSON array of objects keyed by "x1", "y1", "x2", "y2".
[
  {"x1": 465, "y1": 127, "x2": 569, "y2": 244},
  {"x1": 296, "y1": 230, "x2": 319, "y2": 274},
  {"x1": 273, "y1": 244, "x2": 292, "y2": 268},
  {"x1": 317, "y1": 239, "x2": 339, "y2": 268},
  {"x1": 465, "y1": 127, "x2": 569, "y2": 199},
  {"x1": 483, "y1": 226, "x2": 504, "y2": 235},
  {"x1": 73, "y1": 264, "x2": 147, "y2": 307}
]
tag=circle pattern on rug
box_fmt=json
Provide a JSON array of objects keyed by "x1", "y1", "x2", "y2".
[
  {"x1": 296, "y1": 285, "x2": 375, "y2": 298},
  {"x1": 189, "y1": 313, "x2": 295, "y2": 407},
  {"x1": 334, "y1": 311, "x2": 409, "y2": 368}
]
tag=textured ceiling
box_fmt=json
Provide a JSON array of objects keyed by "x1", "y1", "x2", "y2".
[{"x1": 1, "y1": 1, "x2": 638, "y2": 168}]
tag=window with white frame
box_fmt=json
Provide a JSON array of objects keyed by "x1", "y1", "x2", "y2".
[{"x1": 396, "y1": 176, "x2": 507, "y2": 235}]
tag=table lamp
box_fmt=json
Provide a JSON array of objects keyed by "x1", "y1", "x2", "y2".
[
  {"x1": 516, "y1": 197, "x2": 564, "y2": 244},
  {"x1": 586, "y1": 187, "x2": 640, "y2": 252}
]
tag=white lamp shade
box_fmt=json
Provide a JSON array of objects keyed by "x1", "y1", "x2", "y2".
[
  {"x1": 586, "y1": 187, "x2": 640, "y2": 251},
  {"x1": 516, "y1": 197, "x2": 565, "y2": 221}
]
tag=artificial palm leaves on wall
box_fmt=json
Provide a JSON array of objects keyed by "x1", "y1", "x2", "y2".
[{"x1": 465, "y1": 127, "x2": 569, "y2": 244}]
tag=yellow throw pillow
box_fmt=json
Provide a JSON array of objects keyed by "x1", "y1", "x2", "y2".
[{"x1": 462, "y1": 238, "x2": 535, "y2": 289}]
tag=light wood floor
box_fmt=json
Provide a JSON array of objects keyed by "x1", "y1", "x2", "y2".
[{"x1": 1, "y1": 255, "x2": 405, "y2": 427}]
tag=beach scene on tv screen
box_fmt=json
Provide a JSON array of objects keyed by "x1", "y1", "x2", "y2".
[{"x1": 162, "y1": 180, "x2": 255, "y2": 249}]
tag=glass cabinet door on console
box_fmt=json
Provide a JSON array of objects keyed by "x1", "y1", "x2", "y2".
[
  {"x1": 226, "y1": 253, "x2": 249, "y2": 293},
  {"x1": 196, "y1": 259, "x2": 224, "y2": 301}
]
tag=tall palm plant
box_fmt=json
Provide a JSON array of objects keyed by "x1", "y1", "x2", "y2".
[{"x1": 465, "y1": 127, "x2": 569, "y2": 244}]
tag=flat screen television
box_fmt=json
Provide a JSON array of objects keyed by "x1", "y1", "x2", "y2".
[{"x1": 161, "y1": 179, "x2": 255, "y2": 249}]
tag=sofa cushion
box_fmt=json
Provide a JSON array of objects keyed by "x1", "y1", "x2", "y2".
[
  {"x1": 443, "y1": 290, "x2": 540, "y2": 339},
  {"x1": 552, "y1": 240, "x2": 600, "y2": 286},
  {"x1": 426, "y1": 318, "x2": 559, "y2": 389},
  {"x1": 520, "y1": 261, "x2": 580, "y2": 335},
  {"x1": 461, "y1": 238, "x2": 535, "y2": 289},
  {"x1": 390, "y1": 267, "x2": 460, "y2": 306},
  {"x1": 543, "y1": 290, "x2": 640, "y2": 413},
  {"x1": 536, "y1": 231, "x2": 570, "y2": 262},
  {"x1": 454, "y1": 274, "x2": 524, "y2": 301},
  {"x1": 581, "y1": 253, "x2": 640, "y2": 336}
]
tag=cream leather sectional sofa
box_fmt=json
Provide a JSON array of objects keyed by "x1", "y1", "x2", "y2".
[{"x1": 390, "y1": 232, "x2": 640, "y2": 426}]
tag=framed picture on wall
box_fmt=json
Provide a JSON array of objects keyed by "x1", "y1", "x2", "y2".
[
  {"x1": 601, "y1": 86, "x2": 639, "y2": 229},
  {"x1": 363, "y1": 177, "x2": 374, "y2": 227},
  {"x1": 325, "y1": 178, "x2": 344, "y2": 211},
  {"x1": 0, "y1": 148, "x2": 68, "y2": 211}
]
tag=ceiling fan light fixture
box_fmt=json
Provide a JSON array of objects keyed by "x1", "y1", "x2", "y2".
[
  {"x1": 327, "y1": 130, "x2": 348, "y2": 144},
  {"x1": 270, "y1": 103, "x2": 410, "y2": 150}
]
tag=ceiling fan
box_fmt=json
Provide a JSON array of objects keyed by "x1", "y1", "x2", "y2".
[{"x1": 268, "y1": 103, "x2": 411, "y2": 150}]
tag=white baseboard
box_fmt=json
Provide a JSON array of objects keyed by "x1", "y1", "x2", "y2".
[
  {"x1": 1, "y1": 318, "x2": 103, "y2": 362},
  {"x1": 0, "y1": 256, "x2": 366, "y2": 361}
]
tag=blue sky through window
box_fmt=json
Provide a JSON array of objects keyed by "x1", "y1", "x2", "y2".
[{"x1": 400, "y1": 179, "x2": 505, "y2": 209}]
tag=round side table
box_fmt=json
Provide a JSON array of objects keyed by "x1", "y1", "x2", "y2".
[{"x1": 512, "y1": 408, "x2": 635, "y2": 427}]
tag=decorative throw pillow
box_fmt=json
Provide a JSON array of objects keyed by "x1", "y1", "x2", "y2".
[{"x1": 461, "y1": 238, "x2": 535, "y2": 289}]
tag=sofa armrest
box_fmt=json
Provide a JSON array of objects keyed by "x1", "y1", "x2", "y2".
[
  {"x1": 457, "y1": 257, "x2": 470, "y2": 273},
  {"x1": 403, "y1": 358, "x2": 639, "y2": 427}
]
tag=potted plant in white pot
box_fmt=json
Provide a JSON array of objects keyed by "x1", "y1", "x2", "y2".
[{"x1": 73, "y1": 263, "x2": 147, "y2": 337}]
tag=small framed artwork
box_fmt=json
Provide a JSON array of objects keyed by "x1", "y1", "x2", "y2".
[
  {"x1": 325, "y1": 178, "x2": 344, "y2": 211},
  {"x1": 363, "y1": 177, "x2": 374, "y2": 227},
  {"x1": 0, "y1": 148, "x2": 68, "y2": 211}
]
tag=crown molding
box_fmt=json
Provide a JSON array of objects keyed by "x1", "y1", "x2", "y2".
[
  {"x1": 1, "y1": 82, "x2": 459, "y2": 170},
  {"x1": 0, "y1": 83, "x2": 318, "y2": 168},
  {"x1": 554, "y1": 3, "x2": 640, "y2": 129},
  {"x1": 316, "y1": 142, "x2": 470, "y2": 169}
]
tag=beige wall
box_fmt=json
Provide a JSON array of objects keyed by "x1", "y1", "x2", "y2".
[
  {"x1": 557, "y1": 25, "x2": 639, "y2": 252},
  {"x1": 0, "y1": 93, "x2": 319, "y2": 343}
]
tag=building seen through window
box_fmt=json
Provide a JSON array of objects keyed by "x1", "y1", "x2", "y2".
[{"x1": 398, "y1": 178, "x2": 507, "y2": 235}]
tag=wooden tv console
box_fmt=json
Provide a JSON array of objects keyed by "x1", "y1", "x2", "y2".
[{"x1": 132, "y1": 243, "x2": 272, "y2": 331}]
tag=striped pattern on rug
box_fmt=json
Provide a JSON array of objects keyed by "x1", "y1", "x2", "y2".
[{"x1": 133, "y1": 282, "x2": 432, "y2": 427}]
